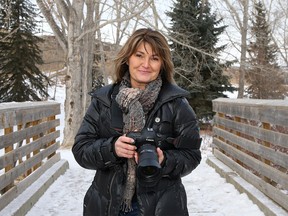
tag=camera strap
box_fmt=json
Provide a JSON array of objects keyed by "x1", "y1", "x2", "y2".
[{"x1": 111, "y1": 84, "x2": 123, "y2": 132}]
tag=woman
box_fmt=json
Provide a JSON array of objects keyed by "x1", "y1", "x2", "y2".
[{"x1": 72, "y1": 28, "x2": 202, "y2": 216}]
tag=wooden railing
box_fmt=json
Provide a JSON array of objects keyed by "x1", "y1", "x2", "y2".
[
  {"x1": 212, "y1": 98, "x2": 288, "y2": 213},
  {"x1": 0, "y1": 101, "x2": 64, "y2": 212}
]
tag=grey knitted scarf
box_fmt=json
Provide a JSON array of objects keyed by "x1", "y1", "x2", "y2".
[{"x1": 115, "y1": 72, "x2": 162, "y2": 212}]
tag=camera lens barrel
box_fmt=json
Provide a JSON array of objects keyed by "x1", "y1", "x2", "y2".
[{"x1": 137, "y1": 144, "x2": 162, "y2": 187}]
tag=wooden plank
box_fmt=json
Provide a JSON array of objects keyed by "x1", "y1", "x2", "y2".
[
  {"x1": 0, "y1": 119, "x2": 60, "y2": 149},
  {"x1": 214, "y1": 116, "x2": 288, "y2": 149},
  {"x1": 47, "y1": 116, "x2": 56, "y2": 159},
  {"x1": 212, "y1": 98, "x2": 288, "y2": 127},
  {"x1": 0, "y1": 131, "x2": 60, "y2": 169},
  {"x1": 0, "y1": 159, "x2": 69, "y2": 216},
  {"x1": 213, "y1": 127, "x2": 288, "y2": 169},
  {"x1": 0, "y1": 142, "x2": 59, "y2": 192},
  {"x1": 233, "y1": 116, "x2": 244, "y2": 166},
  {"x1": 213, "y1": 138, "x2": 288, "y2": 190},
  {"x1": 213, "y1": 149, "x2": 288, "y2": 211},
  {"x1": 25, "y1": 122, "x2": 32, "y2": 176},
  {"x1": 262, "y1": 122, "x2": 272, "y2": 183},
  {"x1": 32, "y1": 120, "x2": 41, "y2": 170},
  {"x1": 0, "y1": 153, "x2": 61, "y2": 211},
  {"x1": 2, "y1": 127, "x2": 14, "y2": 193},
  {"x1": 0, "y1": 101, "x2": 60, "y2": 111},
  {"x1": 0, "y1": 102, "x2": 60, "y2": 129}
]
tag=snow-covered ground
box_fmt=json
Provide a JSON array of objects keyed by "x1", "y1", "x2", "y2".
[
  {"x1": 25, "y1": 148, "x2": 265, "y2": 216},
  {"x1": 23, "y1": 85, "x2": 266, "y2": 215}
]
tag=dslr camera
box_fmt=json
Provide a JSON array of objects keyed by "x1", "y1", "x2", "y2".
[{"x1": 127, "y1": 128, "x2": 162, "y2": 187}]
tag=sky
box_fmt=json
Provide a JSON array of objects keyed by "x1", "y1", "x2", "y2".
[{"x1": 21, "y1": 85, "x2": 267, "y2": 216}]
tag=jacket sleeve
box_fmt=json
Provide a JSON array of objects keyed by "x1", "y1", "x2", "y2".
[
  {"x1": 72, "y1": 98, "x2": 123, "y2": 170},
  {"x1": 161, "y1": 98, "x2": 202, "y2": 178}
]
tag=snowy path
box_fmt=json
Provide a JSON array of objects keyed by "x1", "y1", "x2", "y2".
[{"x1": 26, "y1": 149, "x2": 265, "y2": 216}]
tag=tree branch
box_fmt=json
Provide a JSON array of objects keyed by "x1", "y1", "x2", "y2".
[
  {"x1": 55, "y1": 0, "x2": 70, "y2": 23},
  {"x1": 36, "y1": 0, "x2": 68, "y2": 52},
  {"x1": 75, "y1": 0, "x2": 151, "y2": 42}
]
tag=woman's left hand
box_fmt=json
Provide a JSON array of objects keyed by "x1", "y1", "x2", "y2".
[{"x1": 157, "y1": 147, "x2": 165, "y2": 165}]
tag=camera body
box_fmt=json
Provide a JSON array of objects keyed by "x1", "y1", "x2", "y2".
[{"x1": 126, "y1": 128, "x2": 162, "y2": 187}]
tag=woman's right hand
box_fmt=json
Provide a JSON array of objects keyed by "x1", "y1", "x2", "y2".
[{"x1": 114, "y1": 135, "x2": 137, "y2": 159}]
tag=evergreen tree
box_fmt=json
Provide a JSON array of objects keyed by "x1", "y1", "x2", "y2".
[
  {"x1": 246, "y1": 1, "x2": 287, "y2": 99},
  {"x1": 0, "y1": 0, "x2": 50, "y2": 102},
  {"x1": 167, "y1": 0, "x2": 235, "y2": 121}
]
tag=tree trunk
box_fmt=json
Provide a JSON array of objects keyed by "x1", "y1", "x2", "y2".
[
  {"x1": 82, "y1": 0, "x2": 95, "y2": 110},
  {"x1": 237, "y1": 0, "x2": 249, "y2": 98},
  {"x1": 63, "y1": 1, "x2": 85, "y2": 146}
]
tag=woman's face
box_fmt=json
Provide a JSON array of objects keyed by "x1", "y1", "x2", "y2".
[{"x1": 128, "y1": 42, "x2": 162, "y2": 90}]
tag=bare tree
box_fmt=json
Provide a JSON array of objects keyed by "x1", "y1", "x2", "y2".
[
  {"x1": 238, "y1": 0, "x2": 249, "y2": 98},
  {"x1": 264, "y1": 0, "x2": 288, "y2": 67},
  {"x1": 213, "y1": 0, "x2": 251, "y2": 98},
  {"x1": 213, "y1": 0, "x2": 288, "y2": 97}
]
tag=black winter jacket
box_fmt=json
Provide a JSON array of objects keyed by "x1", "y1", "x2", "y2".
[{"x1": 72, "y1": 82, "x2": 202, "y2": 216}]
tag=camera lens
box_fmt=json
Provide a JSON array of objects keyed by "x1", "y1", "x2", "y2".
[
  {"x1": 137, "y1": 144, "x2": 162, "y2": 187},
  {"x1": 142, "y1": 166, "x2": 157, "y2": 176}
]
